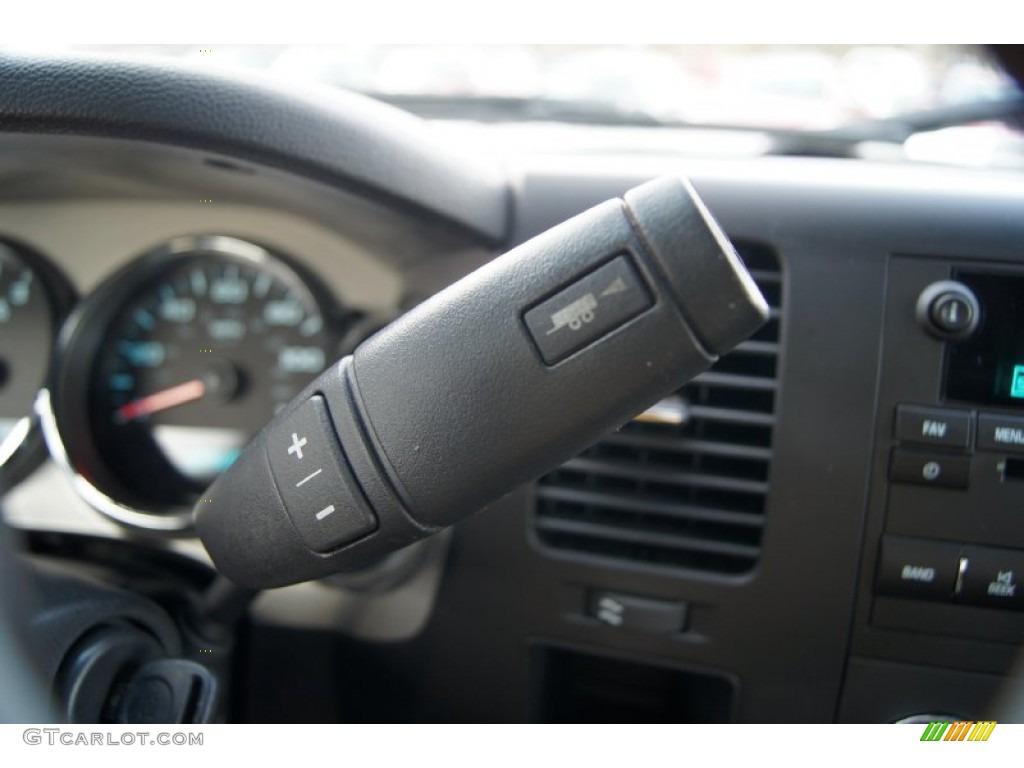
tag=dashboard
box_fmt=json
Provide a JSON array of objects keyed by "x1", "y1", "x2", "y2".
[{"x1": 2, "y1": 53, "x2": 1024, "y2": 723}]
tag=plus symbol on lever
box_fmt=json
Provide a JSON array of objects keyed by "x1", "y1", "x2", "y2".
[{"x1": 288, "y1": 433, "x2": 307, "y2": 460}]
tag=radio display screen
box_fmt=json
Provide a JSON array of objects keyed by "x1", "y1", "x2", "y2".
[{"x1": 944, "y1": 270, "x2": 1024, "y2": 409}]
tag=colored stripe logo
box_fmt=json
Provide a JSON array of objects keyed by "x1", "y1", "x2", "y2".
[{"x1": 920, "y1": 721, "x2": 997, "y2": 741}]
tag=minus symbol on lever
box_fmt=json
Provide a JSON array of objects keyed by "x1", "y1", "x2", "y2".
[
  {"x1": 296, "y1": 468, "x2": 323, "y2": 487},
  {"x1": 315, "y1": 505, "x2": 335, "y2": 521}
]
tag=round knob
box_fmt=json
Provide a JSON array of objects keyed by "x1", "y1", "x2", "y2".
[
  {"x1": 894, "y1": 713, "x2": 964, "y2": 725},
  {"x1": 916, "y1": 280, "x2": 980, "y2": 341}
]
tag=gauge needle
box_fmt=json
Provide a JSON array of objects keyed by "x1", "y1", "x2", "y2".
[{"x1": 114, "y1": 378, "x2": 206, "y2": 424}]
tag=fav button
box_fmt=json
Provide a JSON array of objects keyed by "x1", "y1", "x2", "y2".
[
  {"x1": 894, "y1": 405, "x2": 972, "y2": 449},
  {"x1": 960, "y1": 546, "x2": 1024, "y2": 610}
]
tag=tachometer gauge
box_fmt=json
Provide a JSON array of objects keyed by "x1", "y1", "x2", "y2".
[
  {"x1": 44, "y1": 236, "x2": 340, "y2": 531},
  {"x1": 0, "y1": 240, "x2": 74, "y2": 491}
]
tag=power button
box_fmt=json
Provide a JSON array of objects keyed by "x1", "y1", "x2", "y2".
[{"x1": 916, "y1": 280, "x2": 980, "y2": 341}]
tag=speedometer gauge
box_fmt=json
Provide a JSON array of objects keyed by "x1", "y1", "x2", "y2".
[
  {"x1": 0, "y1": 239, "x2": 74, "y2": 491},
  {"x1": 45, "y1": 236, "x2": 340, "y2": 530}
]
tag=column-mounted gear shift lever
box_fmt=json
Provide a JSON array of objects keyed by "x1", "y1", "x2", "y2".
[{"x1": 195, "y1": 176, "x2": 768, "y2": 588}]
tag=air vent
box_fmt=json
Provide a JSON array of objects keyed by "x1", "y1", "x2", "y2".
[{"x1": 533, "y1": 242, "x2": 782, "y2": 575}]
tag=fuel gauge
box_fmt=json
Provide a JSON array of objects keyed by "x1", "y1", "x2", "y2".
[{"x1": 0, "y1": 240, "x2": 74, "y2": 491}]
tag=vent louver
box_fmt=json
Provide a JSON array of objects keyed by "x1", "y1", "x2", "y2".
[{"x1": 533, "y1": 243, "x2": 782, "y2": 575}]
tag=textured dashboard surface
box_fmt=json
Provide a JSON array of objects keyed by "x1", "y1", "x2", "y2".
[
  {"x1": 397, "y1": 158, "x2": 1024, "y2": 722},
  {"x1": 0, "y1": 52, "x2": 508, "y2": 240},
  {"x1": 0, "y1": 200, "x2": 399, "y2": 303}
]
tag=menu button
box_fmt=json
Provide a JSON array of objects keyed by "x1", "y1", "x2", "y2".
[{"x1": 977, "y1": 414, "x2": 1024, "y2": 455}]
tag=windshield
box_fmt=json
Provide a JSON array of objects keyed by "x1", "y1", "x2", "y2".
[
  {"x1": 33, "y1": 44, "x2": 1017, "y2": 131},
  {"x1": 12, "y1": 44, "x2": 1022, "y2": 168}
]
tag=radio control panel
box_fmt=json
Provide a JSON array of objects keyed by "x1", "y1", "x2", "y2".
[{"x1": 865, "y1": 256, "x2": 1024, "y2": 642}]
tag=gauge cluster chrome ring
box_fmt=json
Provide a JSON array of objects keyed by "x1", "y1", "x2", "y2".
[
  {"x1": 36, "y1": 388, "x2": 194, "y2": 532},
  {"x1": 43, "y1": 234, "x2": 341, "y2": 533},
  {"x1": 0, "y1": 238, "x2": 77, "y2": 493}
]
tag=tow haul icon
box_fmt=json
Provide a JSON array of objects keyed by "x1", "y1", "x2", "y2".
[{"x1": 546, "y1": 293, "x2": 598, "y2": 335}]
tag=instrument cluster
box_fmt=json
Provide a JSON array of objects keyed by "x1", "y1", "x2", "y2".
[{"x1": 2, "y1": 233, "x2": 356, "y2": 532}]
